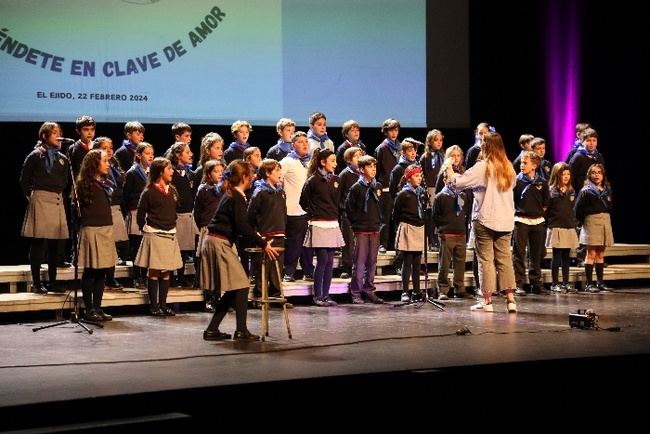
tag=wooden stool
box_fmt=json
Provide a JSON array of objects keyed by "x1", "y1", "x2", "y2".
[{"x1": 245, "y1": 247, "x2": 292, "y2": 341}]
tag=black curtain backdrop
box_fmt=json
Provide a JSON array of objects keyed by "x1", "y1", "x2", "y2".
[{"x1": 0, "y1": 1, "x2": 647, "y2": 265}]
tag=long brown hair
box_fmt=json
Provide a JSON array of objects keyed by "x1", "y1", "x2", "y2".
[
  {"x1": 479, "y1": 132, "x2": 515, "y2": 191},
  {"x1": 76, "y1": 149, "x2": 104, "y2": 206},
  {"x1": 220, "y1": 160, "x2": 252, "y2": 197}
]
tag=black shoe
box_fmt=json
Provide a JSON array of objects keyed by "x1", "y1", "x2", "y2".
[
  {"x1": 363, "y1": 291, "x2": 384, "y2": 304},
  {"x1": 597, "y1": 282, "x2": 611, "y2": 291},
  {"x1": 57, "y1": 262, "x2": 72, "y2": 268},
  {"x1": 233, "y1": 330, "x2": 260, "y2": 341},
  {"x1": 95, "y1": 309, "x2": 113, "y2": 321},
  {"x1": 203, "y1": 329, "x2": 232, "y2": 341},
  {"x1": 159, "y1": 305, "x2": 176, "y2": 316},
  {"x1": 150, "y1": 306, "x2": 165, "y2": 316},
  {"x1": 46, "y1": 282, "x2": 66, "y2": 293},
  {"x1": 31, "y1": 284, "x2": 48, "y2": 295},
  {"x1": 303, "y1": 274, "x2": 314, "y2": 282},
  {"x1": 106, "y1": 278, "x2": 123, "y2": 290},
  {"x1": 84, "y1": 309, "x2": 103, "y2": 322}
]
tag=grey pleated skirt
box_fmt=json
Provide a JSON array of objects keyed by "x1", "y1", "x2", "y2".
[
  {"x1": 111, "y1": 205, "x2": 129, "y2": 242},
  {"x1": 396, "y1": 222, "x2": 425, "y2": 252},
  {"x1": 176, "y1": 212, "x2": 199, "y2": 251},
  {"x1": 580, "y1": 213, "x2": 614, "y2": 246},
  {"x1": 200, "y1": 236, "x2": 249, "y2": 293},
  {"x1": 303, "y1": 225, "x2": 345, "y2": 248},
  {"x1": 134, "y1": 231, "x2": 183, "y2": 271},
  {"x1": 78, "y1": 225, "x2": 118, "y2": 269},
  {"x1": 546, "y1": 227, "x2": 579, "y2": 249},
  {"x1": 125, "y1": 209, "x2": 142, "y2": 235},
  {"x1": 21, "y1": 190, "x2": 69, "y2": 239}
]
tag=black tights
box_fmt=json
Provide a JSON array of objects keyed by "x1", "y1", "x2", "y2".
[
  {"x1": 81, "y1": 268, "x2": 107, "y2": 311},
  {"x1": 551, "y1": 248, "x2": 571, "y2": 284},
  {"x1": 29, "y1": 238, "x2": 62, "y2": 285},
  {"x1": 206, "y1": 288, "x2": 248, "y2": 332},
  {"x1": 401, "y1": 251, "x2": 422, "y2": 293}
]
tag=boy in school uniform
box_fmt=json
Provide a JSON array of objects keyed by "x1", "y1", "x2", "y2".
[
  {"x1": 307, "y1": 112, "x2": 335, "y2": 153},
  {"x1": 374, "y1": 118, "x2": 401, "y2": 253},
  {"x1": 337, "y1": 146, "x2": 364, "y2": 279},
  {"x1": 115, "y1": 121, "x2": 145, "y2": 172},
  {"x1": 267, "y1": 118, "x2": 296, "y2": 161},
  {"x1": 513, "y1": 151, "x2": 550, "y2": 295},
  {"x1": 224, "y1": 120, "x2": 253, "y2": 164},
  {"x1": 336, "y1": 120, "x2": 366, "y2": 174},
  {"x1": 345, "y1": 155, "x2": 384, "y2": 304},
  {"x1": 531, "y1": 137, "x2": 552, "y2": 180}
]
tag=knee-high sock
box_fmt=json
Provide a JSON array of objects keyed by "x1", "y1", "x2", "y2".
[
  {"x1": 81, "y1": 269, "x2": 95, "y2": 311},
  {"x1": 147, "y1": 279, "x2": 158, "y2": 308},
  {"x1": 159, "y1": 278, "x2": 170, "y2": 306},
  {"x1": 206, "y1": 290, "x2": 236, "y2": 331},
  {"x1": 584, "y1": 263, "x2": 594, "y2": 284},
  {"x1": 234, "y1": 288, "x2": 248, "y2": 331},
  {"x1": 93, "y1": 269, "x2": 106, "y2": 310},
  {"x1": 595, "y1": 263, "x2": 604, "y2": 283}
]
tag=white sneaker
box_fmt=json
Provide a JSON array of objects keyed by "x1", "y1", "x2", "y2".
[
  {"x1": 470, "y1": 301, "x2": 493, "y2": 312},
  {"x1": 506, "y1": 300, "x2": 517, "y2": 313}
]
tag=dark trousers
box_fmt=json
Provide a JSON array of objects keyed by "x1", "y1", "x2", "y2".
[
  {"x1": 284, "y1": 215, "x2": 313, "y2": 277},
  {"x1": 339, "y1": 213, "x2": 354, "y2": 273},
  {"x1": 350, "y1": 232, "x2": 379, "y2": 297},
  {"x1": 313, "y1": 248, "x2": 335, "y2": 299},
  {"x1": 379, "y1": 192, "x2": 394, "y2": 249},
  {"x1": 513, "y1": 221, "x2": 545, "y2": 290},
  {"x1": 206, "y1": 288, "x2": 248, "y2": 332},
  {"x1": 437, "y1": 235, "x2": 466, "y2": 294},
  {"x1": 29, "y1": 238, "x2": 63, "y2": 285}
]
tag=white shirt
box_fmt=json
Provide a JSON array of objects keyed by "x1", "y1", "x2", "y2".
[{"x1": 280, "y1": 156, "x2": 308, "y2": 216}]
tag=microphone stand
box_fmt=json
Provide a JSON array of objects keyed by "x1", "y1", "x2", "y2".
[{"x1": 33, "y1": 145, "x2": 103, "y2": 333}]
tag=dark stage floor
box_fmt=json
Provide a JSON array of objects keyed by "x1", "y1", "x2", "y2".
[{"x1": 1, "y1": 288, "x2": 649, "y2": 430}]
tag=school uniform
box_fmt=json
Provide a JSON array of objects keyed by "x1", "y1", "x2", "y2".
[
  {"x1": 266, "y1": 140, "x2": 292, "y2": 162},
  {"x1": 335, "y1": 139, "x2": 366, "y2": 174},
  {"x1": 114, "y1": 140, "x2": 137, "y2": 172},
  {"x1": 223, "y1": 142, "x2": 248, "y2": 164},
  {"x1": 134, "y1": 184, "x2": 183, "y2": 271},
  {"x1": 107, "y1": 162, "x2": 128, "y2": 243},
  {"x1": 171, "y1": 165, "x2": 198, "y2": 251},
  {"x1": 393, "y1": 183, "x2": 425, "y2": 297},
  {"x1": 374, "y1": 139, "x2": 400, "y2": 249},
  {"x1": 337, "y1": 166, "x2": 361, "y2": 274},
  {"x1": 67, "y1": 141, "x2": 90, "y2": 179},
  {"x1": 512, "y1": 173, "x2": 550, "y2": 292},
  {"x1": 568, "y1": 147, "x2": 605, "y2": 193},
  {"x1": 574, "y1": 183, "x2": 614, "y2": 246},
  {"x1": 307, "y1": 130, "x2": 334, "y2": 153},
  {"x1": 546, "y1": 187, "x2": 579, "y2": 249},
  {"x1": 465, "y1": 143, "x2": 481, "y2": 169},
  {"x1": 346, "y1": 178, "x2": 383, "y2": 299},
  {"x1": 433, "y1": 186, "x2": 469, "y2": 296}
]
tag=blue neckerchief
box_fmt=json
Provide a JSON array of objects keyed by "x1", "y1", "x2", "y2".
[
  {"x1": 402, "y1": 183, "x2": 424, "y2": 219},
  {"x1": 228, "y1": 141, "x2": 249, "y2": 152},
  {"x1": 276, "y1": 139, "x2": 292, "y2": 153},
  {"x1": 385, "y1": 138, "x2": 400, "y2": 154},
  {"x1": 107, "y1": 164, "x2": 121, "y2": 186},
  {"x1": 440, "y1": 185, "x2": 464, "y2": 216},
  {"x1": 586, "y1": 182, "x2": 611, "y2": 208},
  {"x1": 95, "y1": 178, "x2": 113, "y2": 198},
  {"x1": 576, "y1": 144, "x2": 601, "y2": 160},
  {"x1": 133, "y1": 163, "x2": 148, "y2": 181},
  {"x1": 346, "y1": 164, "x2": 362, "y2": 176},
  {"x1": 358, "y1": 176, "x2": 379, "y2": 212},
  {"x1": 398, "y1": 155, "x2": 416, "y2": 166},
  {"x1": 308, "y1": 130, "x2": 330, "y2": 149},
  {"x1": 317, "y1": 167, "x2": 335, "y2": 182},
  {"x1": 255, "y1": 179, "x2": 284, "y2": 194},
  {"x1": 199, "y1": 182, "x2": 221, "y2": 199},
  {"x1": 517, "y1": 172, "x2": 543, "y2": 199},
  {"x1": 44, "y1": 146, "x2": 59, "y2": 174},
  {"x1": 431, "y1": 151, "x2": 444, "y2": 170},
  {"x1": 550, "y1": 186, "x2": 574, "y2": 199},
  {"x1": 287, "y1": 150, "x2": 311, "y2": 167},
  {"x1": 174, "y1": 164, "x2": 192, "y2": 178},
  {"x1": 122, "y1": 139, "x2": 136, "y2": 151}
]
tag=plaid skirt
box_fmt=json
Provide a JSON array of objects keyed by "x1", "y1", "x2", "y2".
[
  {"x1": 303, "y1": 225, "x2": 345, "y2": 248},
  {"x1": 176, "y1": 212, "x2": 199, "y2": 251},
  {"x1": 78, "y1": 225, "x2": 118, "y2": 269},
  {"x1": 396, "y1": 222, "x2": 425, "y2": 252},
  {"x1": 200, "y1": 236, "x2": 249, "y2": 293},
  {"x1": 21, "y1": 190, "x2": 69, "y2": 239},
  {"x1": 134, "y1": 231, "x2": 183, "y2": 271},
  {"x1": 111, "y1": 205, "x2": 129, "y2": 242},
  {"x1": 546, "y1": 227, "x2": 579, "y2": 249},
  {"x1": 580, "y1": 213, "x2": 614, "y2": 247}
]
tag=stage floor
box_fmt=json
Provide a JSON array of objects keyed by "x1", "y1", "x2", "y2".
[{"x1": 1, "y1": 288, "x2": 649, "y2": 428}]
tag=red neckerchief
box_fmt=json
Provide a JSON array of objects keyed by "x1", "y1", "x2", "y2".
[{"x1": 153, "y1": 182, "x2": 170, "y2": 196}]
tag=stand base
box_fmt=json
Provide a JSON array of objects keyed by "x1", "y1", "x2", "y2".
[{"x1": 32, "y1": 312, "x2": 104, "y2": 334}]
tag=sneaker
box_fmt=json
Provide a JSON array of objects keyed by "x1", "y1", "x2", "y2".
[
  {"x1": 313, "y1": 297, "x2": 329, "y2": 307},
  {"x1": 303, "y1": 274, "x2": 314, "y2": 282},
  {"x1": 283, "y1": 275, "x2": 295, "y2": 282},
  {"x1": 550, "y1": 284, "x2": 563, "y2": 293},
  {"x1": 323, "y1": 296, "x2": 338, "y2": 306},
  {"x1": 506, "y1": 299, "x2": 517, "y2": 313},
  {"x1": 95, "y1": 309, "x2": 113, "y2": 321},
  {"x1": 378, "y1": 246, "x2": 387, "y2": 254},
  {"x1": 597, "y1": 282, "x2": 611, "y2": 291},
  {"x1": 563, "y1": 283, "x2": 577, "y2": 293},
  {"x1": 470, "y1": 301, "x2": 493, "y2": 312},
  {"x1": 401, "y1": 291, "x2": 411, "y2": 302},
  {"x1": 31, "y1": 283, "x2": 48, "y2": 295},
  {"x1": 340, "y1": 272, "x2": 350, "y2": 279},
  {"x1": 351, "y1": 296, "x2": 365, "y2": 304},
  {"x1": 57, "y1": 262, "x2": 72, "y2": 268},
  {"x1": 106, "y1": 278, "x2": 123, "y2": 290},
  {"x1": 410, "y1": 291, "x2": 424, "y2": 302},
  {"x1": 363, "y1": 291, "x2": 384, "y2": 304},
  {"x1": 586, "y1": 284, "x2": 600, "y2": 293},
  {"x1": 514, "y1": 287, "x2": 527, "y2": 296},
  {"x1": 438, "y1": 292, "x2": 449, "y2": 301}
]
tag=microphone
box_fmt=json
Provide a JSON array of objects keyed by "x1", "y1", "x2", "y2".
[{"x1": 56, "y1": 137, "x2": 76, "y2": 144}]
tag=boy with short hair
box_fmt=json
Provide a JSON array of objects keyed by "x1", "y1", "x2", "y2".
[
  {"x1": 267, "y1": 118, "x2": 296, "y2": 161},
  {"x1": 115, "y1": 121, "x2": 145, "y2": 172},
  {"x1": 224, "y1": 120, "x2": 252, "y2": 163},
  {"x1": 307, "y1": 112, "x2": 334, "y2": 153}
]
